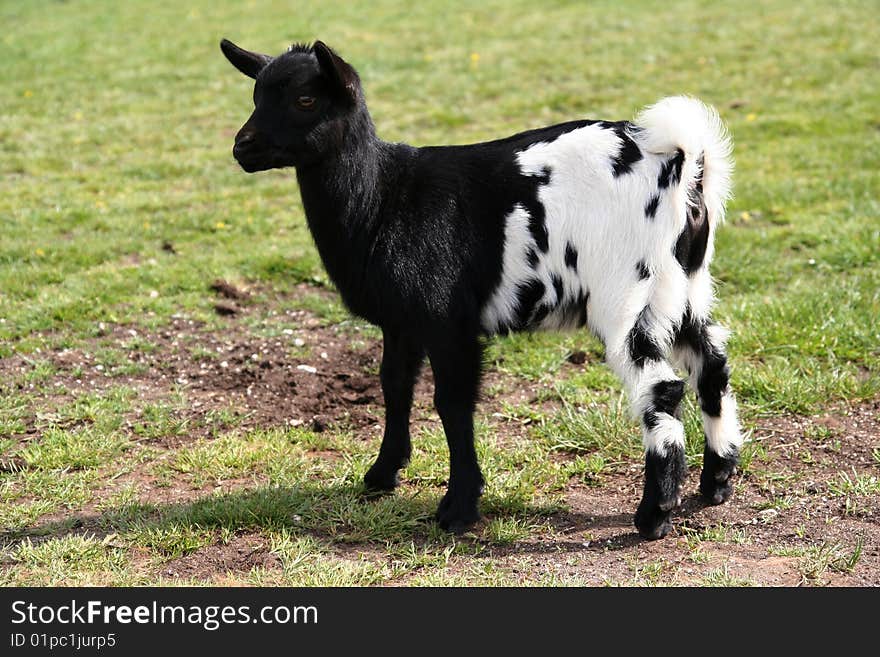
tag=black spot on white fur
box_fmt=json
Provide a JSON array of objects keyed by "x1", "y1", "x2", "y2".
[
  {"x1": 636, "y1": 260, "x2": 651, "y2": 280},
  {"x1": 644, "y1": 194, "x2": 660, "y2": 219},
  {"x1": 513, "y1": 279, "x2": 546, "y2": 329},
  {"x1": 674, "y1": 311, "x2": 730, "y2": 417},
  {"x1": 531, "y1": 302, "x2": 552, "y2": 326},
  {"x1": 559, "y1": 289, "x2": 589, "y2": 328},
  {"x1": 551, "y1": 273, "x2": 564, "y2": 302},
  {"x1": 658, "y1": 149, "x2": 684, "y2": 189},
  {"x1": 628, "y1": 307, "x2": 662, "y2": 368},
  {"x1": 536, "y1": 165, "x2": 552, "y2": 185},
  {"x1": 674, "y1": 155, "x2": 709, "y2": 274},
  {"x1": 607, "y1": 122, "x2": 643, "y2": 177},
  {"x1": 642, "y1": 379, "x2": 685, "y2": 430},
  {"x1": 523, "y1": 165, "x2": 554, "y2": 252},
  {"x1": 564, "y1": 242, "x2": 578, "y2": 271},
  {"x1": 526, "y1": 247, "x2": 539, "y2": 269}
]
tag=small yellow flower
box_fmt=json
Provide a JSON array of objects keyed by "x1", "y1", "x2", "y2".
[
  {"x1": 143, "y1": 221, "x2": 151, "y2": 229},
  {"x1": 746, "y1": 113, "x2": 757, "y2": 122},
  {"x1": 469, "y1": 52, "x2": 480, "y2": 69},
  {"x1": 23, "y1": 89, "x2": 33, "y2": 98},
  {"x1": 740, "y1": 211, "x2": 751, "y2": 221},
  {"x1": 246, "y1": 216, "x2": 253, "y2": 224},
  {"x1": 34, "y1": 248, "x2": 45, "y2": 256},
  {"x1": 215, "y1": 221, "x2": 226, "y2": 230},
  {"x1": 95, "y1": 200, "x2": 107, "y2": 209},
  {"x1": 74, "y1": 111, "x2": 83, "y2": 121}
]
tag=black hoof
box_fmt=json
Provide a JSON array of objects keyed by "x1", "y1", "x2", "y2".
[
  {"x1": 634, "y1": 492, "x2": 682, "y2": 540},
  {"x1": 700, "y1": 445, "x2": 738, "y2": 505},
  {"x1": 435, "y1": 485, "x2": 482, "y2": 533},
  {"x1": 634, "y1": 502, "x2": 674, "y2": 540},
  {"x1": 363, "y1": 460, "x2": 403, "y2": 495}
]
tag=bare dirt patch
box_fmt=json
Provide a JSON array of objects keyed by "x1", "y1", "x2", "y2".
[
  {"x1": 2, "y1": 303, "x2": 390, "y2": 444},
  {"x1": 162, "y1": 533, "x2": 280, "y2": 582}
]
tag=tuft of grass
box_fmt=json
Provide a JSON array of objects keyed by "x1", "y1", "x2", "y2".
[
  {"x1": 266, "y1": 530, "x2": 391, "y2": 586},
  {"x1": 127, "y1": 524, "x2": 217, "y2": 559},
  {"x1": 134, "y1": 401, "x2": 190, "y2": 440},
  {"x1": 482, "y1": 516, "x2": 543, "y2": 545},
  {"x1": 19, "y1": 427, "x2": 130, "y2": 471},
  {"x1": 625, "y1": 558, "x2": 668, "y2": 587},
  {"x1": 700, "y1": 565, "x2": 756, "y2": 587},
  {"x1": 683, "y1": 523, "x2": 749, "y2": 548},
  {"x1": 0, "y1": 393, "x2": 30, "y2": 436},
  {"x1": 797, "y1": 539, "x2": 864, "y2": 584},
  {"x1": 0, "y1": 535, "x2": 130, "y2": 586},
  {"x1": 827, "y1": 469, "x2": 880, "y2": 497},
  {"x1": 51, "y1": 387, "x2": 135, "y2": 433},
  {"x1": 563, "y1": 453, "x2": 607, "y2": 485},
  {"x1": 168, "y1": 428, "x2": 309, "y2": 486},
  {"x1": 535, "y1": 392, "x2": 641, "y2": 462}
]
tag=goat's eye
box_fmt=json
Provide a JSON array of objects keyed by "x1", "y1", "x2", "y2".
[{"x1": 296, "y1": 95, "x2": 316, "y2": 110}]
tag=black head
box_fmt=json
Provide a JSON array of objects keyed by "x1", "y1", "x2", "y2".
[{"x1": 220, "y1": 39, "x2": 364, "y2": 172}]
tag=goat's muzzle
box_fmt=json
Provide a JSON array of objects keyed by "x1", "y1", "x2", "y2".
[{"x1": 233, "y1": 132, "x2": 269, "y2": 172}]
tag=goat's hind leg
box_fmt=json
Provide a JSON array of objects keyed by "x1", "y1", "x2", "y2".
[
  {"x1": 674, "y1": 313, "x2": 742, "y2": 504},
  {"x1": 611, "y1": 317, "x2": 688, "y2": 539},
  {"x1": 364, "y1": 329, "x2": 425, "y2": 493},
  {"x1": 633, "y1": 367, "x2": 688, "y2": 539}
]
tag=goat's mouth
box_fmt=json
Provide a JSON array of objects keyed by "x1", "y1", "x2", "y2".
[
  {"x1": 233, "y1": 147, "x2": 285, "y2": 173},
  {"x1": 235, "y1": 155, "x2": 272, "y2": 173},
  {"x1": 232, "y1": 141, "x2": 287, "y2": 173}
]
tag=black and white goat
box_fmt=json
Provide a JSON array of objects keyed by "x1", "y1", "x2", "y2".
[{"x1": 220, "y1": 39, "x2": 742, "y2": 539}]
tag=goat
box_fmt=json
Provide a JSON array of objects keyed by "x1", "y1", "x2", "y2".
[{"x1": 220, "y1": 39, "x2": 742, "y2": 539}]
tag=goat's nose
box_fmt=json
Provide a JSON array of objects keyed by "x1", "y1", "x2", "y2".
[{"x1": 233, "y1": 133, "x2": 257, "y2": 161}]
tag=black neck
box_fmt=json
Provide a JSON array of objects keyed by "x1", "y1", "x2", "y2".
[{"x1": 294, "y1": 108, "x2": 397, "y2": 310}]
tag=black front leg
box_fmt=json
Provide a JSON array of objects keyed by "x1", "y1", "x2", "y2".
[
  {"x1": 363, "y1": 330, "x2": 424, "y2": 493},
  {"x1": 428, "y1": 338, "x2": 484, "y2": 533}
]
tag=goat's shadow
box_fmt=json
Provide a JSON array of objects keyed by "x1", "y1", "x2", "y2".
[
  {"x1": 2, "y1": 483, "x2": 713, "y2": 560},
  {"x1": 526, "y1": 492, "x2": 717, "y2": 554}
]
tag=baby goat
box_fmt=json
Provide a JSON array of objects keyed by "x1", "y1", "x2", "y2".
[{"x1": 220, "y1": 39, "x2": 742, "y2": 539}]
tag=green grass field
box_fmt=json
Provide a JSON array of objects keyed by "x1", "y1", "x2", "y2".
[{"x1": 1, "y1": 0, "x2": 878, "y2": 586}]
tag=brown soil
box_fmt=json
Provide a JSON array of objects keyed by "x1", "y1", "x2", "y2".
[
  {"x1": 2, "y1": 284, "x2": 878, "y2": 586},
  {"x1": 161, "y1": 534, "x2": 281, "y2": 582}
]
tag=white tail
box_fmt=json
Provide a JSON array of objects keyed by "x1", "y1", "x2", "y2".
[{"x1": 635, "y1": 96, "x2": 734, "y2": 226}]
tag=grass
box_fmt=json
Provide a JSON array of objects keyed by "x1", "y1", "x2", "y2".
[
  {"x1": 1, "y1": 0, "x2": 878, "y2": 586},
  {"x1": 770, "y1": 538, "x2": 864, "y2": 585}
]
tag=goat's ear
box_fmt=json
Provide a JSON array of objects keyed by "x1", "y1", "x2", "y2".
[
  {"x1": 220, "y1": 39, "x2": 272, "y2": 79},
  {"x1": 313, "y1": 41, "x2": 358, "y2": 104}
]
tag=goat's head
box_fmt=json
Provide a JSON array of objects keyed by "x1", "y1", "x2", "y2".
[{"x1": 220, "y1": 39, "x2": 364, "y2": 172}]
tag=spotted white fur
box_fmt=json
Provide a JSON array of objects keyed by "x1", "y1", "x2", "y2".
[{"x1": 481, "y1": 96, "x2": 740, "y2": 458}]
